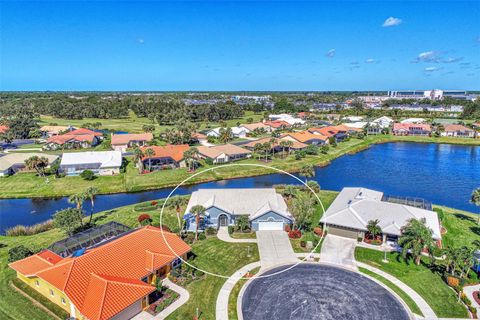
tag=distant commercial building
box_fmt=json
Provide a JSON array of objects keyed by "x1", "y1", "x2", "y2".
[{"x1": 388, "y1": 89, "x2": 469, "y2": 101}]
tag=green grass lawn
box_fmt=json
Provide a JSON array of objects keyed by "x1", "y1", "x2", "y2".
[
  {"x1": 358, "y1": 267, "x2": 423, "y2": 316},
  {"x1": 355, "y1": 248, "x2": 468, "y2": 318},
  {"x1": 227, "y1": 267, "x2": 261, "y2": 320},
  {"x1": 230, "y1": 232, "x2": 256, "y2": 239},
  {"x1": 435, "y1": 206, "x2": 480, "y2": 248}
]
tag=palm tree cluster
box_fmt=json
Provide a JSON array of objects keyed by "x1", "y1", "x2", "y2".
[
  {"x1": 68, "y1": 186, "x2": 99, "y2": 224},
  {"x1": 398, "y1": 218, "x2": 434, "y2": 265},
  {"x1": 24, "y1": 156, "x2": 50, "y2": 177},
  {"x1": 444, "y1": 246, "x2": 476, "y2": 279}
]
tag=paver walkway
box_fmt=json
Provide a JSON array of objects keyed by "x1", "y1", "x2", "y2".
[
  {"x1": 464, "y1": 284, "x2": 480, "y2": 313},
  {"x1": 215, "y1": 261, "x2": 261, "y2": 320},
  {"x1": 319, "y1": 234, "x2": 357, "y2": 269},
  {"x1": 132, "y1": 278, "x2": 189, "y2": 320},
  {"x1": 217, "y1": 227, "x2": 257, "y2": 243},
  {"x1": 256, "y1": 230, "x2": 298, "y2": 269},
  {"x1": 357, "y1": 262, "x2": 437, "y2": 319}
]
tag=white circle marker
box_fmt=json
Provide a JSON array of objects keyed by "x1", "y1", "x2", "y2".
[{"x1": 159, "y1": 163, "x2": 326, "y2": 280}]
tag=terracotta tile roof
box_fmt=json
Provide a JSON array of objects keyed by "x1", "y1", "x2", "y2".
[
  {"x1": 40, "y1": 126, "x2": 72, "y2": 134},
  {"x1": 197, "y1": 144, "x2": 251, "y2": 159},
  {"x1": 0, "y1": 125, "x2": 9, "y2": 134},
  {"x1": 281, "y1": 131, "x2": 328, "y2": 143},
  {"x1": 264, "y1": 120, "x2": 291, "y2": 128},
  {"x1": 47, "y1": 134, "x2": 95, "y2": 145},
  {"x1": 443, "y1": 124, "x2": 474, "y2": 132},
  {"x1": 11, "y1": 226, "x2": 191, "y2": 320},
  {"x1": 81, "y1": 274, "x2": 154, "y2": 320},
  {"x1": 141, "y1": 144, "x2": 190, "y2": 162},
  {"x1": 192, "y1": 132, "x2": 207, "y2": 140},
  {"x1": 243, "y1": 137, "x2": 307, "y2": 149},
  {"x1": 393, "y1": 123, "x2": 431, "y2": 131},
  {"x1": 111, "y1": 133, "x2": 153, "y2": 145},
  {"x1": 9, "y1": 249, "x2": 63, "y2": 277},
  {"x1": 68, "y1": 128, "x2": 103, "y2": 137}
]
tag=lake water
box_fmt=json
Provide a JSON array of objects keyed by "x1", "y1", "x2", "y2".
[{"x1": 0, "y1": 142, "x2": 478, "y2": 233}]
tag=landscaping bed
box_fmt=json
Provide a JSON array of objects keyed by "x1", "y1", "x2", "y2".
[{"x1": 147, "y1": 289, "x2": 179, "y2": 315}]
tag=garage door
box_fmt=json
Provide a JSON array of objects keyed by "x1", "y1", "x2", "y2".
[
  {"x1": 258, "y1": 221, "x2": 284, "y2": 231},
  {"x1": 328, "y1": 226, "x2": 358, "y2": 239}
]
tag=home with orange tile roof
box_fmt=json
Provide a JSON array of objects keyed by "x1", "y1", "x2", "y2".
[
  {"x1": 140, "y1": 144, "x2": 190, "y2": 171},
  {"x1": 392, "y1": 123, "x2": 431, "y2": 136},
  {"x1": 281, "y1": 131, "x2": 328, "y2": 145},
  {"x1": 308, "y1": 125, "x2": 352, "y2": 142},
  {"x1": 111, "y1": 133, "x2": 154, "y2": 152},
  {"x1": 441, "y1": 124, "x2": 476, "y2": 138},
  {"x1": 197, "y1": 143, "x2": 252, "y2": 164},
  {"x1": 263, "y1": 120, "x2": 291, "y2": 130},
  {"x1": 9, "y1": 225, "x2": 191, "y2": 320},
  {"x1": 43, "y1": 128, "x2": 103, "y2": 150},
  {"x1": 242, "y1": 137, "x2": 307, "y2": 153}
]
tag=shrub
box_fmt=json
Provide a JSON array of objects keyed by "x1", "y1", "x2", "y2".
[
  {"x1": 288, "y1": 229, "x2": 302, "y2": 239},
  {"x1": 313, "y1": 227, "x2": 323, "y2": 236},
  {"x1": 284, "y1": 224, "x2": 291, "y2": 232},
  {"x1": 205, "y1": 227, "x2": 217, "y2": 236},
  {"x1": 151, "y1": 200, "x2": 158, "y2": 206},
  {"x1": 8, "y1": 245, "x2": 34, "y2": 263},
  {"x1": 184, "y1": 233, "x2": 195, "y2": 244},
  {"x1": 80, "y1": 170, "x2": 95, "y2": 180},
  {"x1": 159, "y1": 224, "x2": 172, "y2": 233},
  {"x1": 320, "y1": 145, "x2": 329, "y2": 154},
  {"x1": 138, "y1": 214, "x2": 152, "y2": 225},
  {"x1": 446, "y1": 276, "x2": 460, "y2": 287},
  {"x1": 357, "y1": 236, "x2": 363, "y2": 242},
  {"x1": 300, "y1": 240, "x2": 306, "y2": 248},
  {"x1": 6, "y1": 220, "x2": 54, "y2": 236},
  {"x1": 306, "y1": 180, "x2": 320, "y2": 193},
  {"x1": 228, "y1": 226, "x2": 234, "y2": 234},
  {"x1": 197, "y1": 233, "x2": 206, "y2": 241},
  {"x1": 205, "y1": 158, "x2": 214, "y2": 165},
  {"x1": 304, "y1": 145, "x2": 319, "y2": 155}
]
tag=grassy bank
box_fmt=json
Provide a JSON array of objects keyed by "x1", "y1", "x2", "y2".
[
  {"x1": 355, "y1": 248, "x2": 468, "y2": 318},
  {"x1": 358, "y1": 267, "x2": 423, "y2": 316},
  {"x1": 3, "y1": 134, "x2": 478, "y2": 199}
]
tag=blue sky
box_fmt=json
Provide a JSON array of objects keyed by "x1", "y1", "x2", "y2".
[{"x1": 1, "y1": 1, "x2": 479, "y2": 91}]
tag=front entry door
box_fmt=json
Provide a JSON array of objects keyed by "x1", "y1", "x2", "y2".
[{"x1": 219, "y1": 215, "x2": 228, "y2": 227}]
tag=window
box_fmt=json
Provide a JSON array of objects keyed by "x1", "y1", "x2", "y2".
[
  {"x1": 49, "y1": 289, "x2": 54, "y2": 297},
  {"x1": 35, "y1": 280, "x2": 40, "y2": 287},
  {"x1": 61, "y1": 297, "x2": 66, "y2": 305}
]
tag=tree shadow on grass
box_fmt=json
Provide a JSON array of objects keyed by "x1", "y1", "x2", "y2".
[
  {"x1": 470, "y1": 226, "x2": 480, "y2": 236},
  {"x1": 454, "y1": 213, "x2": 476, "y2": 223}
]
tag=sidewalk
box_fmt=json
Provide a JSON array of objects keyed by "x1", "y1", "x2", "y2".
[{"x1": 217, "y1": 227, "x2": 257, "y2": 243}]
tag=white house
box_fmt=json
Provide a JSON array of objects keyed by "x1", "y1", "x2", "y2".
[
  {"x1": 184, "y1": 188, "x2": 294, "y2": 231},
  {"x1": 342, "y1": 122, "x2": 368, "y2": 129},
  {"x1": 206, "y1": 127, "x2": 249, "y2": 139},
  {"x1": 268, "y1": 114, "x2": 305, "y2": 125},
  {"x1": 343, "y1": 115, "x2": 364, "y2": 122},
  {"x1": 371, "y1": 116, "x2": 394, "y2": 128},
  {"x1": 320, "y1": 187, "x2": 441, "y2": 246},
  {"x1": 60, "y1": 151, "x2": 122, "y2": 176}
]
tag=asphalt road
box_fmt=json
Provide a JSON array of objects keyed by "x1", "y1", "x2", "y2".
[{"x1": 241, "y1": 264, "x2": 410, "y2": 320}]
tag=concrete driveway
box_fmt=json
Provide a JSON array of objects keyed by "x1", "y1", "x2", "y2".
[
  {"x1": 320, "y1": 234, "x2": 357, "y2": 269},
  {"x1": 256, "y1": 231, "x2": 298, "y2": 268}
]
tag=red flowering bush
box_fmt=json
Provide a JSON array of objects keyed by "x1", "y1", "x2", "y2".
[
  {"x1": 288, "y1": 230, "x2": 302, "y2": 239},
  {"x1": 138, "y1": 214, "x2": 152, "y2": 225},
  {"x1": 159, "y1": 225, "x2": 172, "y2": 233},
  {"x1": 313, "y1": 227, "x2": 323, "y2": 236},
  {"x1": 151, "y1": 201, "x2": 158, "y2": 206},
  {"x1": 284, "y1": 225, "x2": 291, "y2": 232}
]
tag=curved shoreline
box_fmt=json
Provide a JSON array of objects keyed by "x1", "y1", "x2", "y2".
[{"x1": 1, "y1": 135, "x2": 479, "y2": 200}]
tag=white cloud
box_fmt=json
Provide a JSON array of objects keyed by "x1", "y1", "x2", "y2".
[
  {"x1": 413, "y1": 51, "x2": 440, "y2": 63},
  {"x1": 326, "y1": 49, "x2": 336, "y2": 58},
  {"x1": 365, "y1": 58, "x2": 376, "y2": 64},
  {"x1": 137, "y1": 38, "x2": 145, "y2": 44},
  {"x1": 424, "y1": 66, "x2": 441, "y2": 72},
  {"x1": 442, "y1": 57, "x2": 463, "y2": 63},
  {"x1": 382, "y1": 17, "x2": 402, "y2": 27}
]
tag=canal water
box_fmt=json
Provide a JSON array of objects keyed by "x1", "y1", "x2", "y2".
[{"x1": 0, "y1": 142, "x2": 479, "y2": 233}]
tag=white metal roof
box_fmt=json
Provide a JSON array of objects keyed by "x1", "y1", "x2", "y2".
[
  {"x1": 0, "y1": 153, "x2": 59, "y2": 171},
  {"x1": 320, "y1": 187, "x2": 441, "y2": 240},
  {"x1": 185, "y1": 188, "x2": 293, "y2": 221},
  {"x1": 60, "y1": 151, "x2": 122, "y2": 168}
]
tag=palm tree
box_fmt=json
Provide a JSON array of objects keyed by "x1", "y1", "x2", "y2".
[
  {"x1": 470, "y1": 188, "x2": 480, "y2": 224},
  {"x1": 285, "y1": 140, "x2": 294, "y2": 155},
  {"x1": 190, "y1": 205, "x2": 206, "y2": 241},
  {"x1": 253, "y1": 143, "x2": 263, "y2": 160},
  {"x1": 398, "y1": 218, "x2": 434, "y2": 265},
  {"x1": 133, "y1": 146, "x2": 145, "y2": 169},
  {"x1": 183, "y1": 147, "x2": 199, "y2": 171},
  {"x1": 279, "y1": 140, "x2": 288, "y2": 158},
  {"x1": 262, "y1": 142, "x2": 271, "y2": 161},
  {"x1": 68, "y1": 192, "x2": 86, "y2": 211},
  {"x1": 144, "y1": 148, "x2": 155, "y2": 171},
  {"x1": 84, "y1": 187, "x2": 99, "y2": 224},
  {"x1": 282, "y1": 185, "x2": 297, "y2": 199},
  {"x1": 299, "y1": 164, "x2": 315, "y2": 182},
  {"x1": 25, "y1": 156, "x2": 49, "y2": 177},
  {"x1": 169, "y1": 196, "x2": 185, "y2": 230},
  {"x1": 366, "y1": 219, "x2": 382, "y2": 240},
  {"x1": 269, "y1": 138, "x2": 277, "y2": 157}
]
